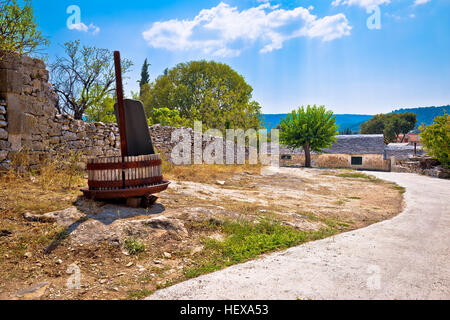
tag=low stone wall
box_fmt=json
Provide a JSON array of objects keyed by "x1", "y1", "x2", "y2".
[
  {"x1": 392, "y1": 157, "x2": 449, "y2": 179},
  {"x1": 0, "y1": 52, "x2": 251, "y2": 170}
]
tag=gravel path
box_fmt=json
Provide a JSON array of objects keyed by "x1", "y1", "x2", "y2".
[{"x1": 147, "y1": 171, "x2": 450, "y2": 300}]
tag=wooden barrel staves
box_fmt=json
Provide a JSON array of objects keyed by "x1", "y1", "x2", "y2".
[{"x1": 82, "y1": 154, "x2": 170, "y2": 199}]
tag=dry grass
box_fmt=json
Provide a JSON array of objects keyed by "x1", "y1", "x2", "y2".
[
  {"x1": 0, "y1": 152, "x2": 86, "y2": 277},
  {"x1": 0, "y1": 152, "x2": 86, "y2": 216},
  {"x1": 163, "y1": 162, "x2": 262, "y2": 185},
  {"x1": 0, "y1": 157, "x2": 405, "y2": 301}
]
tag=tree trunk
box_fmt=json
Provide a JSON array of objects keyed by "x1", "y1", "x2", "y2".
[
  {"x1": 74, "y1": 109, "x2": 83, "y2": 120},
  {"x1": 304, "y1": 143, "x2": 312, "y2": 168}
]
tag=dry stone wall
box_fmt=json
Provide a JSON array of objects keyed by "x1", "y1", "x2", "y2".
[{"x1": 0, "y1": 53, "x2": 247, "y2": 171}]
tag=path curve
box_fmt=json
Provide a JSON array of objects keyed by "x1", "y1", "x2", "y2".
[{"x1": 147, "y1": 171, "x2": 450, "y2": 300}]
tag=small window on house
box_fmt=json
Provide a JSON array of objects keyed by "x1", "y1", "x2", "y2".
[
  {"x1": 281, "y1": 155, "x2": 292, "y2": 160},
  {"x1": 351, "y1": 157, "x2": 363, "y2": 165}
]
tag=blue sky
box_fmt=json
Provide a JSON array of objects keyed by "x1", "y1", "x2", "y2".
[{"x1": 33, "y1": 0, "x2": 450, "y2": 115}]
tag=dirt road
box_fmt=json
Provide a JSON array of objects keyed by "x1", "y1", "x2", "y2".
[{"x1": 147, "y1": 170, "x2": 450, "y2": 300}]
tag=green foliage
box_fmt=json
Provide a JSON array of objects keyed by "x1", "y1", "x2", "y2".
[
  {"x1": 0, "y1": 0, "x2": 48, "y2": 56},
  {"x1": 127, "y1": 289, "x2": 152, "y2": 300},
  {"x1": 419, "y1": 114, "x2": 450, "y2": 166},
  {"x1": 136, "y1": 83, "x2": 153, "y2": 116},
  {"x1": 393, "y1": 106, "x2": 448, "y2": 129},
  {"x1": 141, "y1": 60, "x2": 262, "y2": 132},
  {"x1": 124, "y1": 238, "x2": 146, "y2": 255},
  {"x1": 340, "y1": 128, "x2": 353, "y2": 135},
  {"x1": 84, "y1": 94, "x2": 116, "y2": 123},
  {"x1": 184, "y1": 219, "x2": 337, "y2": 279},
  {"x1": 337, "y1": 172, "x2": 382, "y2": 183},
  {"x1": 50, "y1": 40, "x2": 133, "y2": 120},
  {"x1": 138, "y1": 58, "x2": 150, "y2": 89},
  {"x1": 148, "y1": 107, "x2": 190, "y2": 128},
  {"x1": 279, "y1": 105, "x2": 339, "y2": 167},
  {"x1": 360, "y1": 113, "x2": 417, "y2": 144}
]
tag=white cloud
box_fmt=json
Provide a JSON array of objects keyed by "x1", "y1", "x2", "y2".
[
  {"x1": 69, "y1": 22, "x2": 100, "y2": 35},
  {"x1": 332, "y1": 0, "x2": 391, "y2": 8},
  {"x1": 413, "y1": 0, "x2": 431, "y2": 6},
  {"x1": 142, "y1": 2, "x2": 351, "y2": 57}
]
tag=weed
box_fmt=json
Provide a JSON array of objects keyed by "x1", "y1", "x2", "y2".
[
  {"x1": 124, "y1": 238, "x2": 146, "y2": 255},
  {"x1": 392, "y1": 185, "x2": 406, "y2": 194},
  {"x1": 126, "y1": 288, "x2": 153, "y2": 300},
  {"x1": 337, "y1": 172, "x2": 385, "y2": 184}
]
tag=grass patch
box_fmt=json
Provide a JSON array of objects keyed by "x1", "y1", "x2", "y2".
[
  {"x1": 0, "y1": 152, "x2": 86, "y2": 216},
  {"x1": 184, "y1": 219, "x2": 337, "y2": 279},
  {"x1": 392, "y1": 185, "x2": 406, "y2": 194},
  {"x1": 337, "y1": 172, "x2": 385, "y2": 184},
  {"x1": 126, "y1": 288, "x2": 153, "y2": 300},
  {"x1": 301, "y1": 213, "x2": 352, "y2": 229},
  {"x1": 124, "y1": 238, "x2": 146, "y2": 255}
]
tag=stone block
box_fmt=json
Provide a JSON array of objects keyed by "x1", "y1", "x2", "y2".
[
  {"x1": 62, "y1": 131, "x2": 77, "y2": 141},
  {"x1": 22, "y1": 113, "x2": 37, "y2": 135},
  {"x1": 0, "y1": 52, "x2": 21, "y2": 70},
  {"x1": 8, "y1": 133, "x2": 21, "y2": 151},
  {"x1": 0, "y1": 69, "x2": 23, "y2": 94},
  {"x1": 3, "y1": 92, "x2": 22, "y2": 112},
  {"x1": 0, "y1": 150, "x2": 8, "y2": 161},
  {"x1": 0, "y1": 140, "x2": 11, "y2": 149},
  {"x1": 48, "y1": 136, "x2": 60, "y2": 145},
  {"x1": 0, "y1": 128, "x2": 7, "y2": 140},
  {"x1": 48, "y1": 126, "x2": 62, "y2": 137},
  {"x1": 6, "y1": 109, "x2": 23, "y2": 134}
]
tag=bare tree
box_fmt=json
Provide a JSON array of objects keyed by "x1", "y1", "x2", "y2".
[{"x1": 50, "y1": 40, "x2": 132, "y2": 119}]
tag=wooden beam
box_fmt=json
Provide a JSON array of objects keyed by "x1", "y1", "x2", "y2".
[{"x1": 114, "y1": 51, "x2": 128, "y2": 159}]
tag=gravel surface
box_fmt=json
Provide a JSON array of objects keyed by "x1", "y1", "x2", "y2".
[{"x1": 147, "y1": 170, "x2": 450, "y2": 300}]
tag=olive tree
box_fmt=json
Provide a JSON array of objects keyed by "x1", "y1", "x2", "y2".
[{"x1": 280, "y1": 105, "x2": 339, "y2": 167}]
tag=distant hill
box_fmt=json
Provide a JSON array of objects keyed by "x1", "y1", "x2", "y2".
[
  {"x1": 262, "y1": 114, "x2": 373, "y2": 132},
  {"x1": 262, "y1": 106, "x2": 448, "y2": 132},
  {"x1": 391, "y1": 106, "x2": 448, "y2": 129}
]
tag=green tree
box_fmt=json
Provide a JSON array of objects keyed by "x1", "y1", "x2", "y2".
[
  {"x1": 280, "y1": 105, "x2": 339, "y2": 168},
  {"x1": 50, "y1": 40, "x2": 133, "y2": 120},
  {"x1": 148, "y1": 107, "x2": 190, "y2": 128},
  {"x1": 84, "y1": 94, "x2": 116, "y2": 123},
  {"x1": 340, "y1": 128, "x2": 353, "y2": 135},
  {"x1": 135, "y1": 83, "x2": 153, "y2": 116},
  {"x1": 138, "y1": 59, "x2": 150, "y2": 92},
  {"x1": 419, "y1": 114, "x2": 450, "y2": 166},
  {"x1": 361, "y1": 113, "x2": 417, "y2": 144},
  {"x1": 144, "y1": 60, "x2": 262, "y2": 132},
  {"x1": 0, "y1": 0, "x2": 48, "y2": 57}
]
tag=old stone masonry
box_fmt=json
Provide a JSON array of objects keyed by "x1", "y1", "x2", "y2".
[{"x1": 0, "y1": 52, "x2": 244, "y2": 170}]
